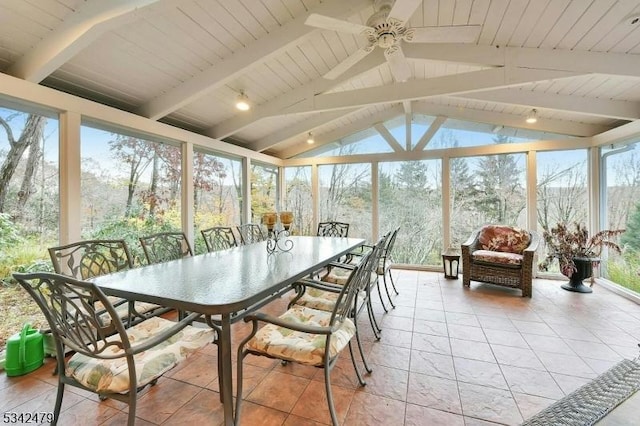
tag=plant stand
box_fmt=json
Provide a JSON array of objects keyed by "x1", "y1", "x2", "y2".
[{"x1": 561, "y1": 257, "x2": 594, "y2": 293}]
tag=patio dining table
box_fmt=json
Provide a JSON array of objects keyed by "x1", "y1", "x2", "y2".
[{"x1": 92, "y1": 235, "x2": 365, "y2": 426}]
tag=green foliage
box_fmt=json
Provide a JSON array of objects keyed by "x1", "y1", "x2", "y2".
[
  {"x1": 607, "y1": 255, "x2": 640, "y2": 294},
  {"x1": 87, "y1": 215, "x2": 180, "y2": 265},
  {"x1": 0, "y1": 212, "x2": 24, "y2": 247},
  {"x1": 621, "y1": 202, "x2": 640, "y2": 252},
  {"x1": 0, "y1": 240, "x2": 52, "y2": 285}
]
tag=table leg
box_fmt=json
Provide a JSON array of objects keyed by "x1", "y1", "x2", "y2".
[{"x1": 219, "y1": 313, "x2": 234, "y2": 426}]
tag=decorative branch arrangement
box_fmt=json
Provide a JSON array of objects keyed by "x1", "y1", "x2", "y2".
[{"x1": 539, "y1": 222, "x2": 624, "y2": 277}]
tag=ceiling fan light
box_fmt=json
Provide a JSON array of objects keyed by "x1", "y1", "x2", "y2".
[
  {"x1": 525, "y1": 109, "x2": 538, "y2": 124},
  {"x1": 235, "y1": 91, "x2": 250, "y2": 111},
  {"x1": 306, "y1": 132, "x2": 315, "y2": 144}
]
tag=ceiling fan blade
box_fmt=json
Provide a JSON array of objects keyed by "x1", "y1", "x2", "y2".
[
  {"x1": 407, "y1": 26, "x2": 482, "y2": 43},
  {"x1": 387, "y1": 0, "x2": 422, "y2": 24},
  {"x1": 305, "y1": 13, "x2": 371, "y2": 35},
  {"x1": 385, "y1": 46, "x2": 411, "y2": 82},
  {"x1": 324, "y1": 47, "x2": 374, "y2": 80}
]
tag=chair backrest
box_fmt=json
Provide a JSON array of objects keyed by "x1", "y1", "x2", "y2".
[
  {"x1": 329, "y1": 250, "x2": 372, "y2": 326},
  {"x1": 139, "y1": 232, "x2": 193, "y2": 264},
  {"x1": 14, "y1": 272, "x2": 131, "y2": 359},
  {"x1": 317, "y1": 221, "x2": 350, "y2": 237},
  {"x1": 383, "y1": 227, "x2": 400, "y2": 260},
  {"x1": 236, "y1": 223, "x2": 265, "y2": 244},
  {"x1": 201, "y1": 226, "x2": 238, "y2": 252},
  {"x1": 48, "y1": 239, "x2": 134, "y2": 280}
]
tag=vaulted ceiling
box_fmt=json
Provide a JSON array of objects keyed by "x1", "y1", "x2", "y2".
[{"x1": 1, "y1": 0, "x2": 640, "y2": 159}]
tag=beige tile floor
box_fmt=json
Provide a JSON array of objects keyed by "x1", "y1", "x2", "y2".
[{"x1": 2, "y1": 270, "x2": 639, "y2": 425}]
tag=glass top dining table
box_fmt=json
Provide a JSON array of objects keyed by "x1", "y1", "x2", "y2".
[{"x1": 92, "y1": 235, "x2": 365, "y2": 426}]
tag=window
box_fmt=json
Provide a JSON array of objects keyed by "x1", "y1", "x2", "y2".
[
  {"x1": 601, "y1": 143, "x2": 640, "y2": 293},
  {"x1": 379, "y1": 160, "x2": 442, "y2": 265},
  {"x1": 80, "y1": 125, "x2": 181, "y2": 262},
  {"x1": 193, "y1": 150, "x2": 243, "y2": 253},
  {"x1": 284, "y1": 166, "x2": 312, "y2": 235},
  {"x1": 430, "y1": 120, "x2": 571, "y2": 149},
  {"x1": 319, "y1": 162, "x2": 371, "y2": 240},
  {"x1": 250, "y1": 162, "x2": 278, "y2": 223},
  {"x1": 536, "y1": 150, "x2": 588, "y2": 273},
  {"x1": 450, "y1": 149, "x2": 527, "y2": 245},
  {"x1": 0, "y1": 105, "x2": 59, "y2": 262}
]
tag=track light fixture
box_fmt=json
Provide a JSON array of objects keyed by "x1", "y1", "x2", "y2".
[
  {"x1": 235, "y1": 91, "x2": 250, "y2": 111},
  {"x1": 525, "y1": 109, "x2": 538, "y2": 124},
  {"x1": 306, "y1": 132, "x2": 315, "y2": 144}
]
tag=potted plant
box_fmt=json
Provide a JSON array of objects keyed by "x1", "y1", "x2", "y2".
[{"x1": 539, "y1": 223, "x2": 624, "y2": 293}]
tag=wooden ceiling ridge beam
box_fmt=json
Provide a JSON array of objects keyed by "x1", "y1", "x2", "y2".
[
  {"x1": 6, "y1": 0, "x2": 163, "y2": 83},
  {"x1": 401, "y1": 44, "x2": 640, "y2": 78},
  {"x1": 208, "y1": 49, "x2": 388, "y2": 140},
  {"x1": 279, "y1": 105, "x2": 405, "y2": 159},
  {"x1": 248, "y1": 108, "x2": 362, "y2": 152},
  {"x1": 292, "y1": 66, "x2": 582, "y2": 114},
  {"x1": 137, "y1": 0, "x2": 371, "y2": 121},
  {"x1": 411, "y1": 102, "x2": 611, "y2": 137},
  {"x1": 453, "y1": 88, "x2": 640, "y2": 120}
]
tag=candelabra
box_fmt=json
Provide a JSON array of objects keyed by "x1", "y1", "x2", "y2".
[{"x1": 263, "y1": 211, "x2": 294, "y2": 254}]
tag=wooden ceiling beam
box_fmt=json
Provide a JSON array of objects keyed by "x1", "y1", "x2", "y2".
[
  {"x1": 412, "y1": 102, "x2": 611, "y2": 137},
  {"x1": 137, "y1": 0, "x2": 371, "y2": 121},
  {"x1": 453, "y1": 88, "x2": 640, "y2": 120},
  {"x1": 291, "y1": 67, "x2": 581, "y2": 114},
  {"x1": 278, "y1": 105, "x2": 405, "y2": 159},
  {"x1": 6, "y1": 0, "x2": 163, "y2": 83},
  {"x1": 208, "y1": 49, "x2": 387, "y2": 140},
  {"x1": 402, "y1": 43, "x2": 640, "y2": 78}
]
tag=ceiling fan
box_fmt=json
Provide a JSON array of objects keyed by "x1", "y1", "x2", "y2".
[{"x1": 305, "y1": 0, "x2": 481, "y2": 82}]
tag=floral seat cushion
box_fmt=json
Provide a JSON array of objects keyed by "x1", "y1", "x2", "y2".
[
  {"x1": 95, "y1": 299, "x2": 164, "y2": 324},
  {"x1": 66, "y1": 316, "x2": 214, "y2": 394},
  {"x1": 472, "y1": 249, "x2": 523, "y2": 267},
  {"x1": 246, "y1": 305, "x2": 356, "y2": 367},
  {"x1": 323, "y1": 267, "x2": 376, "y2": 287},
  {"x1": 294, "y1": 287, "x2": 367, "y2": 312},
  {"x1": 478, "y1": 225, "x2": 531, "y2": 254}
]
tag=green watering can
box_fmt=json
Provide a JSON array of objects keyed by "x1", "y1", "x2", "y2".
[{"x1": 5, "y1": 323, "x2": 44, "y2": 377}]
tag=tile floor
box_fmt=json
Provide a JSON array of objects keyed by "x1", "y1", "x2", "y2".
[{"x1": 2, "y1": 270, "x2": 640, "y2": 425}]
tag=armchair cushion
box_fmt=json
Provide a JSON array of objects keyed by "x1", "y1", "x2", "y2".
[
  {"x1": 477, "y1": 225, "x2": 531, "y2": 254},
  {"x1": 246, "y1": 305, "x2": 356, "y2": 367},
  {"x1": 472, "y1": 250, "x2": 523, "y2": 267},
  {"x1": 67, "y1": 317, "x2": 213, "y2": 394}
]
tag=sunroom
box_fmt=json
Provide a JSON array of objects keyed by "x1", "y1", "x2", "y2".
[{"x1": 1, "y1": 1, "x2": 640, "y2": 425}]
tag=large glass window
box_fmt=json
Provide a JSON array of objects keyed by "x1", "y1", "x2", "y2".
[
  {"x1": 250, "y1": 162, "x2": 278, "y2": 223},
  {"x1": 430, "y1": 121, "x2": 571, "y2": 149},
  {"x1": 319, "y1": 162, "x2": 371, "y2": 240},
  {"x1": 379, "y1": 160, "x2": 442, "y2": 265},
  {"x1": 284, "y1": 166, "x2": 312, "y2": 235},
  {"x1": 80, "y1": 125, "x2": 181, "y2": 262},
  {"x1": 193, "y1": 150, "x2": 243, "y2": 253},
  {"x1": 0, "y1": 106, "x2": 59, "y2": 250},
  {"x1": 450, "y1": 148, "x2": 527, "y2": 245},
  {"x1": 299, "y1": 129, "x2": 394, "y2": 158},
  {"x1": 602, "y1": 143, "x2": 640, "y2": 293},
  {"x1": 536, "y1": 150, "x2": 588, "y2": 273}
]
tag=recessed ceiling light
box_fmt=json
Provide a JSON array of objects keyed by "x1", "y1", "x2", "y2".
[
  {"x1": 525, "y1": 109, "x2": 538, "y2": 124},
  {"x1": 235, "y1": 91, "x2": 250, "y2": 111}
]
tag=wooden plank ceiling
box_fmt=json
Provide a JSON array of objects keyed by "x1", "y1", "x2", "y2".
[{"x1": 1, "y1": 0, "x2": 640, "y2": 158}]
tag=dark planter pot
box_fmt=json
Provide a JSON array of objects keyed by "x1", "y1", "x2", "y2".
[{"x1": 561, "y1": 256, "x2": 594, "y2": 293}]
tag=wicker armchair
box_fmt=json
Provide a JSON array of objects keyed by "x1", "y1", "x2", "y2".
[{"x1": 461, "y1": 225, "x2": 539, "y2": 297}]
